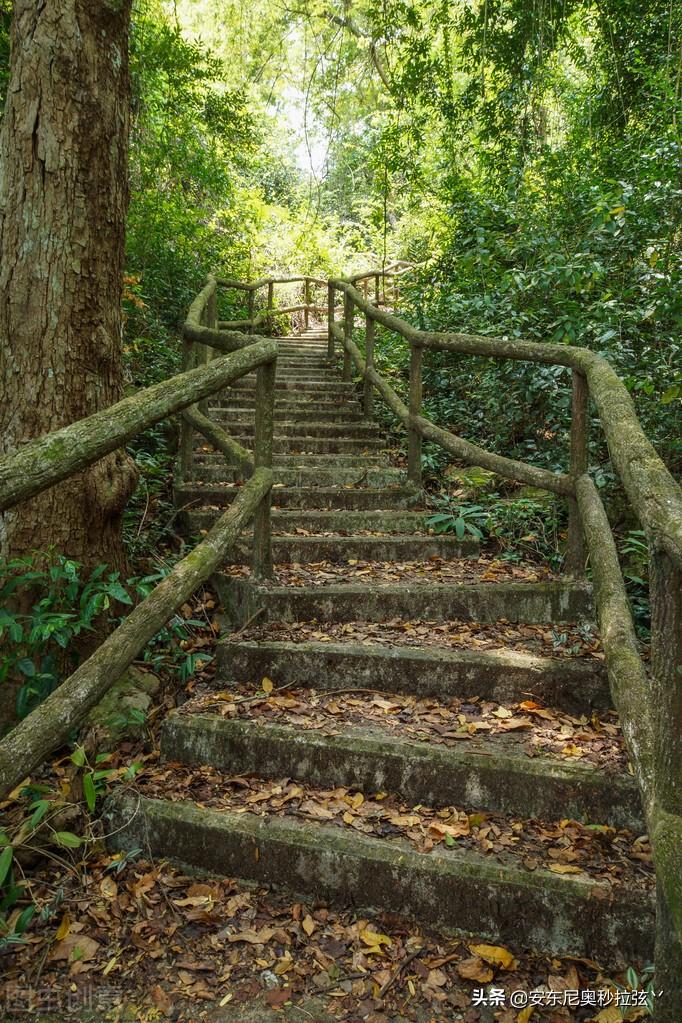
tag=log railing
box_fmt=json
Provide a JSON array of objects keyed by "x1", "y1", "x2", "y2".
[
  {"x1": 328, "y1": 273, "x2": 682, "y2": 1006},
  {"x1": 0, "y1": 292, "x2": 278, "y2": 796}
]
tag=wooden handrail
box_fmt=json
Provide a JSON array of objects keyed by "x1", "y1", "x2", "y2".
[
  {"x1": 328, "y1": 269, "x2": 682, "y2": 971},
  {"x1": 0, "y1": 278, "x2": 280, "y2": 795},
  {"x1": 0, "y1": 469, "x2": 272, "y2": 799},
  {"x1": 0, "y1": 340, "x2": 277, "y2": 513},
  {"x1": 331, "y1": 278, "x2": 682, "y2": 565}
]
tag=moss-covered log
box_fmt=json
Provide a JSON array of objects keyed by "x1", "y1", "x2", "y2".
[
  {"x1": 0, "y1": 341, "x2": 276, "y2": 513},
  {"x1": 332, "y1": 279, "x2": 682, "y2": 565},
  {"x1": 0, "y1": 468, "x2": 272, "y2": 800},
  {"x1": 182, "y1": 406, "x2": 254, "y2": 476},
  {"x1": 576, "y1": 474, "x2": 682, "y2": 1019},
  {"x1": 343, "y1": 334, "x2": 573, "y2": 497}
]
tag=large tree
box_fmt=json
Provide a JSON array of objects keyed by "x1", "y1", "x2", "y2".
[{"x1": 0, "y1": 0, "x2": 137, "y2": 573}]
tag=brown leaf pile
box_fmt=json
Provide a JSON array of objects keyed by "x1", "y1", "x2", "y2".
[
  {"x1": 222, "y1": 554, "x2": 555, "y2": 587},
  {"x1": 184, "y1": 685, "x2": 625, "y2": 769},
  {"x1": 135, "y1": 764, "x2": 653, "y2": 890},
  {"x1": 3, "y1": 852, "x2": 638, "y2": 1022},
  {"x1": 236, "y1": 616, "x2": 603, "y2": 659}
]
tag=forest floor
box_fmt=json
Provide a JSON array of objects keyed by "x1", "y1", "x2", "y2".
[{"x1": 0, "y1": 587, "x2": 651, "y2": 1023}]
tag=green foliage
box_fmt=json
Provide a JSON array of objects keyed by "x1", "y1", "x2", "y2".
[{"x1": 0, "y1": 554, "x2": 133, "y2": 720}]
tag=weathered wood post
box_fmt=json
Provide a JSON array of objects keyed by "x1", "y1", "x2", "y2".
[
  {"x1": 267, "y1": 281, "x2": 274, "y2": 335},
  {"x1": 304, "y1": 277, "x2": 311, "y2": 330},
  {"x1": 197, "y1": 286, "x2": 213, "y2": 416},
  {"x1": 650, "y1": 545, "x2": 682, "y2": 1020},
  {"x1": 374, "y1": 273, "x2": 380, "y2": 305},
  {"x1": 565, "y1": 370, "x2": 588, "y2": 576},
  {"x1": 252, "y1": 359, "x2": 276, "y2": 579},
  {"x1": 179, "y1": 335, "x2": 195, "y2": 481},
  {"x1": 327, "y1": 282, "x2": 335, "y2": 361},
  {"x1": 407, "y1": 343, "x2": 423, "y2": 487},
  {"x1": 343, "y1": 289, "x2": 353, "y2": 382},
  {"x1": 247, "y1": 288, "x2": 255, "y2": 336},
  {"x1": 363, "y1": 313, "x2": 375, "y2": 419}
]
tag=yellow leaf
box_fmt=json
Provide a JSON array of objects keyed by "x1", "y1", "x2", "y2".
[
  {"x1": 100, "y1": 876, "x2": 118, "y2": 900},
  {"x1": 548, "y1": 863, "x2": 584, "y2": 875},
  {"x1": 469, "y1": 942, "x2": 515, "y2": 969},
  {"x1": 102, "y1": 956, "x2": 118, "y2": 976},
  {"x1": 220, "y1": 993, "x2": 233, "y2": 1007},
  {"x1": 352, "y1": 792, "x2": 364, "y2": 810},
  {"x1": 55, "y1": 914, "x2": 71, "y2": 942},
  {"x1": 261, "y1": 677, "x2": 274, "y2": 694},
  {"x1": 516, "y1": 1007, "x2": 534, "y2": 1023},
  {"x1": 343, "y1": 811, "x2": 355, "y2": 825},
  {"x1": 594, "y1": 1007, "x2": 620, "y2": 1023},
  {"x1": 360, "y1": 928, "x2": 391, "y2": 948},
  {"x1": 302, "y1": 915, "x2": 316, "y2": 936},
  {"x1": 492, "y1": 706, "x2": 513, "y2": 718}
]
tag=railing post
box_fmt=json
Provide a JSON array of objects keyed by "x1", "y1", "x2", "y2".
[
  {"x1": 197, "y1": 291, "x2": 211, "y2": 416},
  {"x1": 342, "y1": 290, "x2": 353, "y2": 382},
  {"x1": 251, "y1": 359, "x2": 275, "y2": 579},
  {"x1": 179, "y1": 335, "x2": 195, "y2": 481},
  {"x1": 247, "y1": 288, "x2": 255, "y2": 336},
  {"x1": 267, "y1": 281, "x2": 274, "y2": 335},
  {"x1": 304, "y1": 277, "x2": 311, "y2": 330},
  {"x1": 374, "y1": 273, "x2": 380, "y2": 305},
  {"x1": 327, "y1": 282, "x2": 335, "y2": 361},
  {"x1": 650, "y1": 545, "x2": 682, "y2": 1018},
  {"x1": 363, "y1": 313, "x2": 374, "y2": 420},
  {"x1": 565, "y1": 370, "x2": 588, "y2": 576},
  {"x1": 407, "y1": 344, "x2": 423, "y2": 487}
]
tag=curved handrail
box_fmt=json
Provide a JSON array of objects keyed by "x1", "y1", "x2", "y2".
[{"x1": 327, "y1": 271, "x2": 682, "y2": 951}]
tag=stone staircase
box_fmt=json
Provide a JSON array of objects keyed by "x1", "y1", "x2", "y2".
[{"x1": 108, "y1": 325, "x2": 654, "y2": 968}]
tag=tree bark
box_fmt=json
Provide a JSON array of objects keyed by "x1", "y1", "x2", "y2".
[{"x1": 0, "y1": 0, "x2": 137, "y2": 574}]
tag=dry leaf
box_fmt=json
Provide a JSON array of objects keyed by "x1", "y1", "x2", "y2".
[
  {"x1": 469, "y1": 942, "x2": 515, "y2": 969},
  {"x1": 302, "y1": 915, "x2": 316, "y2": 936},
  {"x1": 262, "y1": 677, "x2": 274, "y2": 693},
  {"x1": 456, "y1": 956, "x2": 494, "y2": 983}
]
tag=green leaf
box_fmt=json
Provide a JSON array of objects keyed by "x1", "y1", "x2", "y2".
[
  {"x1": 83, "y1": 774, "x2": 97, "y2": 813},
  {"x1": 17, "y1": 658, "x2": 36, "y2": 678},
  {"x1": 14, "y1": 905, "x2": 35, "y2": 935},
  {"x1": 70, "y1": 747, "x2": 87, "y2": 768},
  {"x1": 0, "y1": 846, "x2": 13, "y2": 886},
  {"x1": 54, "y1": 831, "x2": 83, "y2": 849}
]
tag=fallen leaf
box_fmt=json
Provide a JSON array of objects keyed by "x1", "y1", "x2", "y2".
[
  {"x1": 469, "y1": 942, "x2": 515, "y2": 969},
  {"x1": 456, "y1": 956, "x2": 494, "y2": 983}
]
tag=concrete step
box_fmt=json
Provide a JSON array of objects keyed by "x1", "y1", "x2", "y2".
[
  {"x1": 161, "y1": 713, "x2": 642, "y2": 830},
  {"x1": 174, "y1": 483, "x2": 421, "y2": 511},
  {"x1": 194, "y1": 435, "x2": 385, "y2": 455},
  {"x1": 216, "y1": 637, "x2": 610, "y2": 714},
  {"x1": 211, "y1": 404, "x2": 365, "y2": 421},
  {"x1": 224, "y1": 533, "x2": 478, "y2": 563},
  {"x1": 210, "y1": 420, "x2": 382, "y2": 438},
  {"x1": 191, "y1": 465, "x2": 405, "y2": 487},
  {"x1": 106, "y1": 790, "x2": 653, "y2": 962},
  {"x1": 227, "y1": 380, "x2": 354, "y2": 394},
  {"x1": 216, "y1": 576, "x2": 593, "y2": 626}
]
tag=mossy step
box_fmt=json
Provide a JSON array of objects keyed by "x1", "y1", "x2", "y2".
[
  {"x1": 213, "y1": 395, "x2": 362, "y2": 408},
  {"x1": 174, "y1": 484, "x2": 420, "y2": 512},
  {"x1": 194, "y1": 436, "x2": 385, "y2": 455},
  {"x1": 217, "y1": 638, "x2": 609, "y2": 714},
  {"x1": 105, "y1": 792, "x2": 653, "y2": 962},
  {"x1": 212, "y1": 420, "x2": 382, "y2": 438},
  {"x1": 212, "y1": 405, "x2": 365, "y2": 421},
  {"x1": 191, "y1": 465, "x2": 404, "y2": 487},
  {"x1": 227, "y1": 380, "x2": 353, "y2": 393},
  {"x1": 161, "y1": 714, "x2": 642, "y2": 831},
  {"x1": 216, "y1": 577, "x2": 593, "y2": 626},
  {"x1": 221, "y1": 533, "x2": 478, "y2": 563}
]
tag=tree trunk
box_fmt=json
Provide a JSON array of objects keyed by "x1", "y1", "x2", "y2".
[{"x1": 0, "y1": 0, "x2": 137, "y2": 575}]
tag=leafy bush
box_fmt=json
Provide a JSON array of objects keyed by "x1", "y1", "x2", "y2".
[{"x1": 0, "y1": 554, "x2": 133, "y2": 720}]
